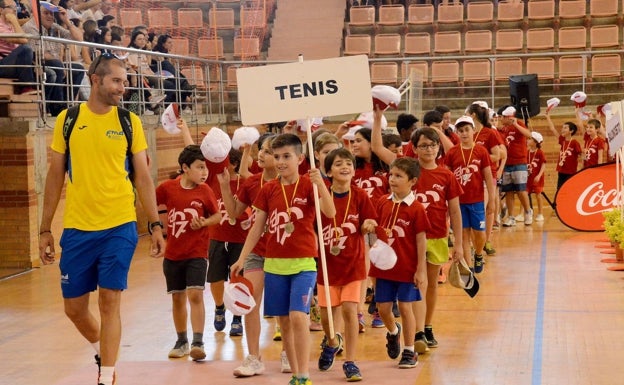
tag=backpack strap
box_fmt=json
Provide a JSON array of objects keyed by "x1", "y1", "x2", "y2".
[
  {"x1": 62, "y1": 104, "x2": 81, "y2": 172},
  {"x1": 116, "y1": 107, "x2": 134, "y2": 181}
]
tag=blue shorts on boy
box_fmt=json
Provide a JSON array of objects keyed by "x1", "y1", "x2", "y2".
[
  {"x1": 163, "y1": 258, "x2": 208, "y2": 293},
  {"x1": 460, "y1": 201, "x2": 486, "y2": 231},
  {"x1": 59, "y1": 222, "x2": 138, "y2": 298},
  {"x1": 375, "y1": 277, "x2": 422, "y2": 303},
  {"x1": 264, "y1": 271, "x2": 317, "y2": 316}
]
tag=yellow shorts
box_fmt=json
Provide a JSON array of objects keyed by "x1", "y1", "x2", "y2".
[
  {"x1": 426, "y1": 237, "x2": 450, "y2": 265},
  {"x1": 317, "y1": 280, "x2": 363, "y2": 307}
]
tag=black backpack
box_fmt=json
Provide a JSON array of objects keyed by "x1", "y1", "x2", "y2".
[{"x1": 62, "y1": 105, "x2": 135, "y2": 181}]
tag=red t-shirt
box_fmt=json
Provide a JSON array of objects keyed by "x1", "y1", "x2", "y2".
[
  {"x1": 582, "y1": 132, "x2": 606, "y2": 168},
  {"x1": 557, "y1": 135, "x2": 582, "y2": 174},
  {"x1": 501, "y1": 121, "x2": 529, "y2": 165},
  {"x1": 207, "y1": 176, "x2": 250, "y2": 243},
  {"x1": 155, "y1": 178, "x2": 219, "y2": 261},
  {"x1": 318, "y1": 186, "x2": 377, "y2": 286},
  {"x1": 527, "y1": 149, "x2": 546, "y2": 192},
  {"x1": 415, "y1": 165, "x2": 463, "y2": 239},
  {"x1": 474, "y1": 127, "x2": 503, "y2": 177},
  {"x1": 353, "y1": 162, "x2": 389, "y2": 201},
  {"x1": 369, "y1": 193, "x2": 430, "y2": 283},
  {"x1": 444, "y1": 144, "x2": 491, "y2": 204},
  {"x1": 236, "y1": 172, "x2": 275, "y2": 257},
  {"x1": 253, "y1": 174, "x2": 320, "y2": 258}
]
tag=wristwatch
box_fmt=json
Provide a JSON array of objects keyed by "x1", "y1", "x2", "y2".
[{"x1": 148, "y1": 220, "x2": 164, "y2": 234}]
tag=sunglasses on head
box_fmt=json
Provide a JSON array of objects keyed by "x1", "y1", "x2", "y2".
[{"x1": 88, "y1": 52, "x2": 128, "y2": 76}]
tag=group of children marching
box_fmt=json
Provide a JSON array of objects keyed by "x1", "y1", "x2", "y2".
[{"x1": 152, "y1": 97, "x2": 608, "y2": 385}]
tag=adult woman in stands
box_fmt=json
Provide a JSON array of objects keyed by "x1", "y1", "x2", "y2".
[{"x1": 151, "y1": 34, "x2": 193, "y2": 106}]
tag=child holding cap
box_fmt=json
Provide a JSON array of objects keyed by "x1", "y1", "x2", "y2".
[
  {"x1": 527, "y1": 132, "x2": 547, "y2": 222},
  {"x1": 444, "y1": 116, "x2": 495, "y2": 274},
  {"x1": 545, "y1": 108, "x2": 581, "y2": 190}
]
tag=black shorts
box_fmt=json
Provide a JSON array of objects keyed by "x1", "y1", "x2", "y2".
[
  {"x1": 163, "y1": 258, "x2": 208, "y2": 293},
  {"x1": 207, "y1": 240, "x2": 244, "y2": 283}
]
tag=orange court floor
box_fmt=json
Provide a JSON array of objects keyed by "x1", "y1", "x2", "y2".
[{"x1": 2, "y1": 207, "x2": 624, "y2": 385}]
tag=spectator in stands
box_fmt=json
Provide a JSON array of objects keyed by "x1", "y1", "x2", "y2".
[
  {"x1": 22, "y1": 1, "x2": 85, "y2": 116},
  {"x1": 97, "y1": 14, "x2": 115, "y2": 29},
  {"x1": 0, "y1": 0, "x2": 37, "y2": 94},
  {"x1": 59, "y1": 0, "x2": 101, "y2": 21},
  {"x1": 151, "y1": 34, "x2": 193, "y2": 101}
]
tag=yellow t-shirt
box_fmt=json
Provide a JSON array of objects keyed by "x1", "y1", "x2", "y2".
[{"x1": 51, "y1": 104, "x2": 148, "y2": 231}]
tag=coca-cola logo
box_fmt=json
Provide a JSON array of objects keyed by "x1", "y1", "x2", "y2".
[{"x1": 555, "y1": 162, "x2": 621, "y2": 231}]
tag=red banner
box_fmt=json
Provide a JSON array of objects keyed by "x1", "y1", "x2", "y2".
[{"x1": 555, "y1": 162, "x2": 622, "y2": 231}]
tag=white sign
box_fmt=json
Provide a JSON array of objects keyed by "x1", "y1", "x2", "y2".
[
  {"x1": 607, "y1": 101, "x2": 624, "y2": 157},
  {"x1": 237, "y1": 55, "x2": 373, "y2": 125}
]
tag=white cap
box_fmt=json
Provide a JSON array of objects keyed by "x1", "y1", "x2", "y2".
[
  {"x1": 357, "y1": 111, "x2": 388, "y2": 130},
  {"x1": 571, "y1": 91, "x2": 587, "y2": 104},
  {"x1": 200, "y1": 127, "x2": 231, "y2": 163},
  {"x1": 231, "y1": 126, "x2": 260, "y2": 150},
  {"x1": 296, "y1": 117, "x2": 323, "y2": 132},
  {"x1": 342, "y1": 125, "x2": 363, "y2": 141},
  {"x1": 547, "y1": 97, "x2": 560, "y2": 110},
  {"x1": 531, "y1": 131, "x2": 543, "y2": 143},
  {"x1": 369, "y1": 238, "x2": 398, "y2": 270},
  {"x1": 455, "y1": 116, "x2": 475, "y2": 127},
  {"x1": 502, "y1": 106, "x2": 516, "y2": 117},
  {"x1": 473, "y1": 100, "x2": 488, "y2": 109},
  {"x1": 371, "y1": 85, "x2": 401, "y2": 110},
  {"x1": 161, "y1": 103, "x2": 180, "y2": 134},
  {"x1": 223, "y1": 275, "x2": 256, "y2": 316}
]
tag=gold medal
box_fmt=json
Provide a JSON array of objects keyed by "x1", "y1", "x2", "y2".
[
  {"x1": 330, "y1": 245, "x2": 341, "y2": 256},
  {"x1": 228, "y1": 218, "x2": 236, "y2": 226},
  {"x1": 284, "y1": 222, "x2": 295, "y2": 233}
]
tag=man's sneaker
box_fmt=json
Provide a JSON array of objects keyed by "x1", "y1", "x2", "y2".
[
  {"x1": 392, "y1": 300, "x2": 400, "y2": 318},
  {"x1": 414, "y1": 331, "x2": 430, "y2": 354},
  {"x1": 233, "y1": 355, "x2": 265, "y2": 377},
  {"x1": 424, "y1": 327, "x2": 438, "y2": 348},
  {"x1": 525, "y1": 209, "x2": 534, "y2": 225},
  {"x1": 281, "y1": 350, "x2": 292, "y2": 373},
  {"x1": 273, "y1": 326, "x2": 282, "y2": 341},
  {"x1": 358, "y1": 313, "x2": 366, "y2": 333},
  {"x1": 398, "y1": 349, "x2": 418, "y2": 369},
  {"x1": 371, "y1": 311, "x2": 384, "y2": 328},
  {"x1": 214, "y1": 307, "x2": 226, "y2": 331},
  {"x1": 474, "y1": 254, "x2": 484, "y2": 274},
  {"x1": 189, "y1": 343, "x2": 206, "y2": 361},
  {"x1": 535, "y1": 213, "x2": 545, "y2": 222},
  {"x1": 168, "y1": 341, "x2": 190, "y2": 358},
  {"x1": 483, "y1": 241, "x2": 496, "y2": 256},
  {"x1": 343, "y1": 361, "x2": 363, "y2": 382},
  {"x1": 502, "y1": 217, "x2": 516, "y2": 227},
  {"x1": 385, "y1": 322, "x2": 402, "y2": 359},
  {"x1": 515, "y1": 213, "x2": 525, "y2": 222},
  {"x1": 230, "y1": 317, "x2": 243, "y2": 336},
  {"x1": 318, "y1": 333, "x2": 343, "y2": 371}
]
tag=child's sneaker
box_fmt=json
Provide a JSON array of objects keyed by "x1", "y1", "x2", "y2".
[
  {"x1": 281, "y1": 350, "x2": 292, "y2": 373},
  {"x1": 288, "y1": 375, "x2": 298, "y2": 385},
  {"x1": 424, "y1": 326, "x2": 438, "y2": 348},
  {"x1": 358, "y1": 313, "x2": 366, "y2": 333},
  {"x1": 318, "y1": 333, "x2": 343, "y2": 371},
  {"x1": 515, "y1": 213, "x2": 525, "y2": 222},
  {"x1": 535, "y1": 213, "x2": 545, "y2": 221},
  {"x1": 483, "y1": 241, "x2": 496, "y2": 255},
  {"x1": 189, "y1": 342, "x2": 206, "y2": 361},
  {"x1": 398, "y1": 349, "x2": 418, "y2": 368},
  {"x1": 168, "y1": 341, "x2": 189, "y2": 358},
  {"x1": 414, "y1": 331, "x2": 430, "y2": 354},
  {"x1": 525, "y1": 209, "x2": 534, "y2": 225},
  {"x1": 273, "y1": 326, "x2": 282, "y2": 341},
  {"x1": 385, "y1": 322, "x2": 402, "y2": 359},
  {"x1": 233, "y1": 355, "x2": 265, "y2": 377},
  {"x1": 474, "y1": 254, "x2": 484, "y2": 274},
  {"x1": 502, "y1": 217, "x2": 516, "y2": 227},
  {"x1": 371, "y1": 311, "x2": 384, "y2": 328},
  {"x1": 343, "y1": 361, "x2": 363, "y2": 382},
  {"x1": 230, "y1": 316, "x2": 243, "y2": 336},
  {"x1": 214, "y1": 307, "x2": 226, "y2": 331},
  {"x1": 298, "y1": 378, "x2": 312, "y2": 385}
]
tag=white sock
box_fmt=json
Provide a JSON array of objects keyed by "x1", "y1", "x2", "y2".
[
  {"x1": 404, "y1": 345, "x2": 415, "y2": 352},
  {"x1": 99, "y1": 366, "x2": 115, "y2": 385},
  {"x1": 389, "y1": 326, "x2": 399, "y2": 335},
  {"x1": 91, "y1": 342, "x2": 100, "y2": 355}
]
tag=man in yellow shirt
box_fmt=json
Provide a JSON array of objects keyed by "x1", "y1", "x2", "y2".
[{"x1": 38, "y1": 53, "x2": 165, "y2": 385}]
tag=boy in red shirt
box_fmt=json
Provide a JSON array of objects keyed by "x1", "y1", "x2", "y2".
[
  {"x1": 155, "y1": 145, "x2": 221, "y2": 361},
  {"x1": 444, "y1": 116, "x2": 495, "y2": 273},
  {"x1": 576, "y1": 112, "x2": 606, "y2": 169},
  {"x1": 370, "y1": 157, "x2": 430, "y2": 369},
  {"x1": 527, "y1": 132, "x2": 547, "y2": 222},
  {"x1": 545, "y1": 109, "x2": 582, "y2": 190},
  {"x1": 232, "y1": 133, "x2": 335, "y2": 385}
]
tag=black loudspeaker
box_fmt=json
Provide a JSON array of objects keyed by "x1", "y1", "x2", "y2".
[{"x1": 509, "y1": 74, "x2": 540, "y2": 119}]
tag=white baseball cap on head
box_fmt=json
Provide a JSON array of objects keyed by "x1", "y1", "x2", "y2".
[
  {"x1": 231, "y1": 126, "x2": 260, "y2": 150},
  {"x1": 531, "y1": 131, "x2": 543, "y2": 144},
  {"x1": 502, "y1": 106, "x2": 516, "y2": 117},
  {"x1": 200, "y1": 127, "x2": 231, "y2": 163},
  {"x1": 473, "y1": 100, "x2": 489, "y2": 109},
  {"x1": 455, "y1": 116, "x2": 475, "y2": 127},
  {"x1": 161, "y1": 103, "x2": 180, "y2": 134},
  {"x1": 223, "y1": 275, "x2": 256, "y2": 316},
  {"x1": 371, "y1": 85, "x2": 401, "y2": 110}
]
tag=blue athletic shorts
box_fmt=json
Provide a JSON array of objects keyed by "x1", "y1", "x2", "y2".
[
  {"x1": 59, "y1": 222, "x2": 138, "y2": 298},
  {"x1": 264, "y1": 271, "x2": 317, "y2": 316},
  {"x1": 501, "y1": 164, "x2": 528, "y2": 192},
  {"x1": 460, "y1": 201, "x2": 486, "y2": 231},
  {"x1": 375, "y1": 277, "x2": 422, "y2": 303}
]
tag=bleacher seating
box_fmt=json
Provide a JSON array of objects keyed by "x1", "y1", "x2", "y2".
[
  {"x1": 496, "y1": 1, "x2": 524, "y2": 29},
  {"x1": 377, "y1": 4, "x2": 405, "y2": 33},
  {"x1": 465, "y1": 1, "x2": 494, "y2": 30},
  {"x1": 374, "y1": 33, "x2": 402, "y2": 57},
  {"x1": 407, "y1": 4, "x2": 434, "y2": 33}
]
